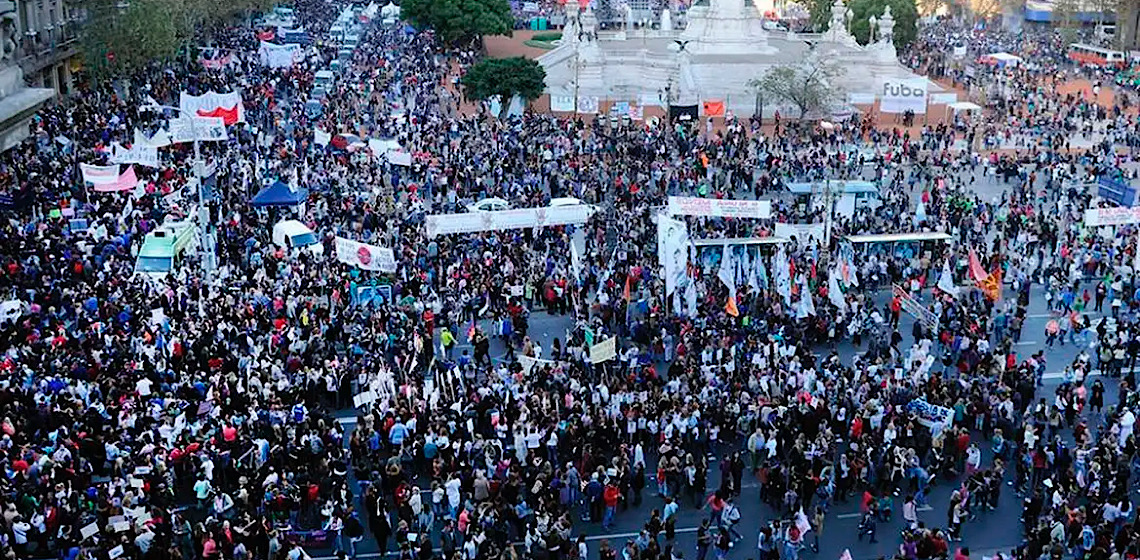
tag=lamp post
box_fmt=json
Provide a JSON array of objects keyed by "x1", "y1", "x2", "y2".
[{"x1": 158, "y1": 104, "x2": 216, "y2": 316}]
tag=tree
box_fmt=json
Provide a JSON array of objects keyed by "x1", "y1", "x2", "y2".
[
  {"x1": 83, "y1": 0, "x2": 284, "y2": 75},
  {"x1": 847, "y1": 0, "x2": 919, "y2": 49},
  {"x1": 461, "y1": 57, "x2": 547, "y2": 119},
  {"x1": 402, "y1": 0, "x2": 514, "y2": 44},
  {"x1": 1051, "y1": 0, "x2": 1081, "y2": 41},
  {"x1": 83, "y1": 0, "x2": 190, "y2": 74},
  {"x1": 808, "y1": 0, "x2": 837, "y2": 31},
  {"x1": 748, "y1": 57, "x2": 843, "y2": 120}
]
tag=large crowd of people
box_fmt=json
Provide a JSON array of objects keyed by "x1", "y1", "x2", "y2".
[{"x1": 0, "y1": 2, "x2": 1139, "y2": 560}]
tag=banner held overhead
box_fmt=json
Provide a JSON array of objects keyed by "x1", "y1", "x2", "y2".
[
  {"x1": 667, "y1": 196, "x2": 771, "y2": 219},
  {"x1": 425, "y1": 206, "x2": 590, "y2": 237}
]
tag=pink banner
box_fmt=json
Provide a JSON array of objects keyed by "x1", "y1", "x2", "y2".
[{"x1": 92, "y1": 166, "x2": 139, "y2": 192}]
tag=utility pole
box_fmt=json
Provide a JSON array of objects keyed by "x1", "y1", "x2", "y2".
[{"x1": 165, "y1": 106, "x2": 217, "y2": 317}]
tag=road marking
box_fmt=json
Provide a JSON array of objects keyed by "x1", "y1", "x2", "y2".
[{"x1": 1014, "y1": 341, "x2": 1038, "y2": 346}]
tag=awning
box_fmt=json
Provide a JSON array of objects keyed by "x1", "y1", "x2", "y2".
[{"x1": 250, "y1": 180, "x2": 307, "y2": 206}]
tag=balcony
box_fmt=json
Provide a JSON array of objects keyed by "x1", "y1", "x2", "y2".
[{"x1": 15, "y1": 22, "x2": 81, "y2": 74}]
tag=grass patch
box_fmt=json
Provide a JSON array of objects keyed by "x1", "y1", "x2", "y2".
[{"x1": 531, "y1": 32, "x2": 562, "y2": 42}]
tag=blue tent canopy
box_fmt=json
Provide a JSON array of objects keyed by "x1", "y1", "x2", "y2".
[{"x1": 250, "y1": 180, "x2": 306, "y2": 207}]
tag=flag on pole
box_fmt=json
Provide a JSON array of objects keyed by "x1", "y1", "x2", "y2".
[
  {"x1": 747, "y1": 252, "x2": 760, "y2": 292},
  {"x1": 937, "y1": 259, "x2": 960, "y2": 298},
  {"x1": 718, "y1": 245, "x2": 736, "y2": 297},
  {"x1": 979, "y1": 264, "x2": 1002, "y2": 301},
  {"x1": 725, "y1": 295, "x2": 739, "y2": 317},
  {"x1": 774, "y1": 247, "x2": 792, "y2": 305},
  {"x1": 828, "y1": 268, "x2": 847, "y2": 312},
  {"x1": 757, "y1": 254, "x2": 769, "y2": 290},
  {"x1": 796, "y1": 274, "x2": 816, "y2": 318},
  {"x1": 968, "y1": 250, "x2": 988, "y2": 283}
]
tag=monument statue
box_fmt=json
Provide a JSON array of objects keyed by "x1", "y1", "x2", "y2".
[
  {"x1": 0, "y1": 1, "x2": 17, "y2": 62},
  {"x1": 563, "y1": 0, "x2": 580, "y2": 45},
  {"x1": 878, "y1": 6, "x2": 895, "y2": 45},
  {"x1": 536, "y1": 0, "x2": 932, "y2": 118}
]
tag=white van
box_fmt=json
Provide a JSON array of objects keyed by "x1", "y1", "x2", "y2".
[{"x1": 273, "y1": 220, "x2": 324, "y2": 256}]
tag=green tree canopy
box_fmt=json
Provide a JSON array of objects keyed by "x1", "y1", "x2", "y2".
[
  {"x1": 808, "y1": 0, "x2": 835, "y2": 31},
  {"x1": 402, "y1": 0, "x2": 514, "y2": 44},
  {"x1": 847, "y1": 0, "x2": 919, "y2": 49},
  {"x1": 461, "y1": 57, "x2": 547, "y2": 119},
  {"x1": 83, "y1": 0, "x2": 285, "y2": 75}
]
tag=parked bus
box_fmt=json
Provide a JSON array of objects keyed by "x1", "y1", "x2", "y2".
[{"x1": 1068, "y1": 43, "x2": 1127, "y2": 68}]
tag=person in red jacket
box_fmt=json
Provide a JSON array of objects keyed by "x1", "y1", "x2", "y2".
[{"x1": 602, "y1": 482, "x2": 621, "y2": 529}]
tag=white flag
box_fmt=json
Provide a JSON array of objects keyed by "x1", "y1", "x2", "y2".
[
  {"x1": 718, "y1": 245, "x2": 736, "y2": 298},
  {"x1": 828, "y1": 268, "x2": 847, "y2": 312},
  {"x1": 748, "y1": 252, "x2": 760, "y2": 292},
  {"x1": 685, "y1": 280, "x2": 698, "y2": 317},
  {"x1": 774, "y1": 247, "x2": 792, "y2": 305},
  {"x1": 570, "y1": 242, "x2": 583, "y2": 281},
  {"x1": 796, "y1": 274, "x2": 816, "y2": 318},
  {"x1": 938, "y1": 259, "x2": 960, "y2": 298}
]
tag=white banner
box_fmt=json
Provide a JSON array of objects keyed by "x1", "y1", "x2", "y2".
[
  {"x1": 133, "y1": 128, "x2": 173, "y2": 149},
  {"x1": 110, "y1": 143, "x2": 159, "y2": 168},
  {"x1": 590, "y1": 336, "x2": 617, "y2": 364},
  {"x1": 774, "y1": 222, "x2": 826, "y2": 245},
  {"x1": 1084, "y1": 206, "x2": 1140, "y2": 226},
  {"x1": 179, "y1": 90, "x2": 245, "y2": 124},
  {"x1": 667, "y1": 196, "x2": 771, "y2": 219},
  {"x1": 880, "y1": 79, "x2": 928, "y2": 114},
  {"x1": 80, "y1": 164, "x2": 119, "y2": 186},
  {"x1": 387, "y1": 151, "x2": 412, "y2": 166},
  {"x1": 576, "y1": 96, "x2": 599, "y2": 114},
  {"x1": 259, "y1": 41, "x2": 303, "y2": 68},
  {"x1": 335, "y1": 237, "x2": 397, "y2": 272},
  {"x1": 425, "y1": 205, "x2": 590, "y2": 237},
  {"x1": 847, "y1": 93, "x2": 876, "y2": 105},
  {"x1": 550, "y1": 95, "x2": 575, "y2": 112},
  {"x1": 169, "y1": 117, "x2": 228, "y2": 143}
]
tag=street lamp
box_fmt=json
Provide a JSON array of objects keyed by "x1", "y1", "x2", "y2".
[{"x1": 153, "y1": 104, "x2": 218, "y2": 315}]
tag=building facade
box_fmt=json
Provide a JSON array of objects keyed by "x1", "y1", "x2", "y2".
[
  {"x1": 13, "y1": 0, "x2": 82, "y2": 95},
  {"x1": 0, "y1": 0, "x2": 57, "y2": 153}
]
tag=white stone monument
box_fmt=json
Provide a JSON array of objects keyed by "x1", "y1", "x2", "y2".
[{"x1": 539, "y1": 0, "x2": 935, "y2": 116}]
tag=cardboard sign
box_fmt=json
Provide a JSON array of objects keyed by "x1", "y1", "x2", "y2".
[{"x1": 590, "y1": 336, "x2": 617, "y2": 364}]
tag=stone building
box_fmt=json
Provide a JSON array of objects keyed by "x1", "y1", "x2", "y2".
[{"x1": 0, "y1": 0, "x2": 58, "y2": 153}]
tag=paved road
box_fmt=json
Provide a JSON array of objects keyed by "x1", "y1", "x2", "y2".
[{"x1": 306, "y1": 171, "x2": 1137, "y2": 560}]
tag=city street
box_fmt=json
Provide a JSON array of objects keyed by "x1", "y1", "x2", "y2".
[
  {"x1": 319, "y1": 285, "x2": 1130, "y2": 560},
  {"x1": 307, "y1": 167, "x2": 1135, "y2": 560}
]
